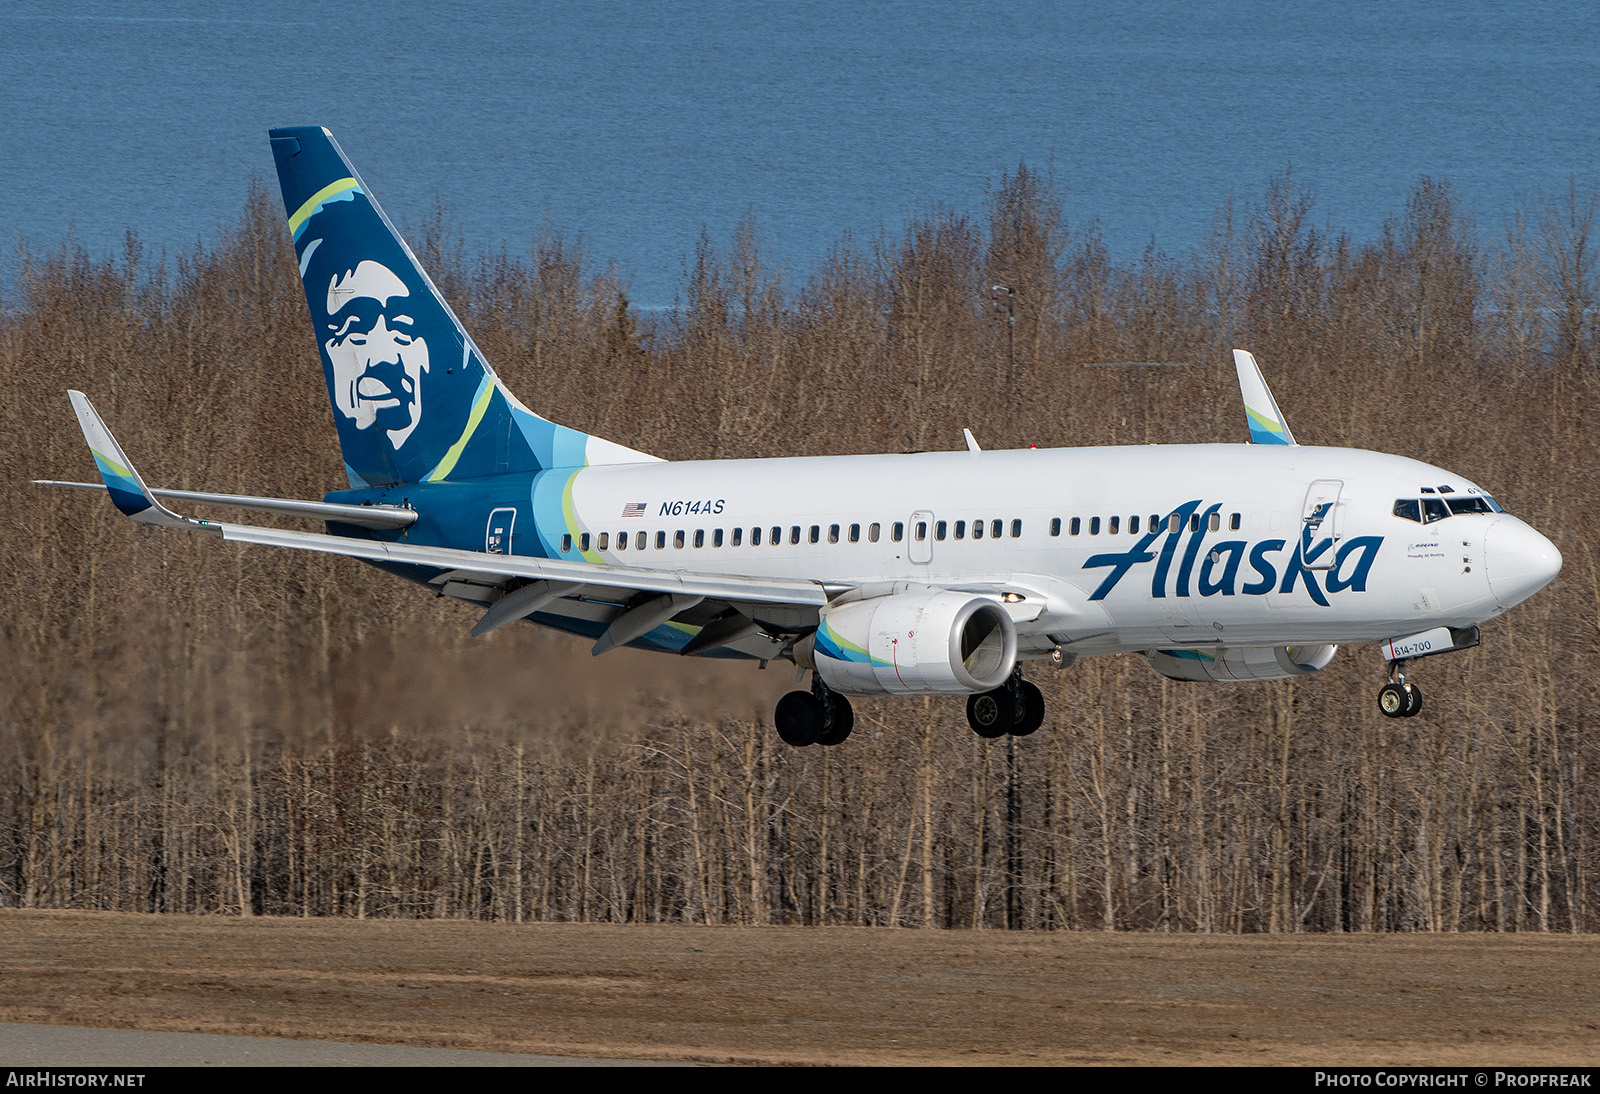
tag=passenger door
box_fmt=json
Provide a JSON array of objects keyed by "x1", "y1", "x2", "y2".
[
  {"x1": 485, "y1": 507, "x2": 516, "y2": 554},
  {"x1": 1300, "y1": 480, "x2": 1344, "y2": 570}
]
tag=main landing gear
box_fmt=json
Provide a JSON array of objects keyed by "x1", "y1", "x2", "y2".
[
  {"x1": 966, "y1": 668, "x2": 1046, "y2": 739},
  {"x1": 774, "y1": 674, "x2": 854, "y2": 747},
  {"x1": 1377, "y1": 660, "x2": 1424, "y2": 719}
]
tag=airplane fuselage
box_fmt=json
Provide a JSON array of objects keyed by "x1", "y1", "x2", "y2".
[{"x1": 332, "y1": 441, "x2": 1552, "y2": 664}]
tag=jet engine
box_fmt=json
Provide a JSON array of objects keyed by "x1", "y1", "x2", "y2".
[
  {"x1": 1145, "y1": 644, "x2": 1338, "y2": 683},
  {"x1": 807, "y1": 591, "x2": 1017, "y2": 695}
]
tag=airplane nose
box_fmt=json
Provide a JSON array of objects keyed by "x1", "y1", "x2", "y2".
[{"x1": 1484, "y1": 518, "x2": 1562, "y2": 610}]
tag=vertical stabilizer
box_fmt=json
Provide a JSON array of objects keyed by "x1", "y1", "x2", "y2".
[
  {"x1": 1232, "y1": 349, "x2": 1297, "y2": 445},
  {"x1": 269, "y1": 126, "x2": 657, "y2": 488}
]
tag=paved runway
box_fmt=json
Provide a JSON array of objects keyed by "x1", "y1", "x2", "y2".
[{"x1": 0, "y1": 1023, "x2": 683, "y2": 1067}]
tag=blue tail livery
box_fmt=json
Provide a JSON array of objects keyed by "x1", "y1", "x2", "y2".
[{"x1": 269, "y1": 126, "x2": 656, "y2": 489}]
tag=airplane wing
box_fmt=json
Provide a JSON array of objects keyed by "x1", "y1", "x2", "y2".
[
  {"x1": 62, "y1": 392, "x2": 830, "y2": 658},
  {"x1": 1232, "y1": 349, "x2": 1297, "y2": 445}
]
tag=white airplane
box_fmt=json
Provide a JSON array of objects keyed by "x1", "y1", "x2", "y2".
[{"x1": 45, "y1": 127, "x2": 1564, "y2": 747}]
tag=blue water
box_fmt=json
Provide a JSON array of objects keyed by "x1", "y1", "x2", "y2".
[{"x1": 3, "y1": 0, "x2": 1598, "y2": 309}]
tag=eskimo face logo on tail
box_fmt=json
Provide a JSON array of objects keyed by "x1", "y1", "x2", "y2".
[
  {"x1": 1082, "y1": 499, "x2": 1382, "y2": 605},
  {"x1": 321, "y1": 259, "x2": 430, "y2": 449}
]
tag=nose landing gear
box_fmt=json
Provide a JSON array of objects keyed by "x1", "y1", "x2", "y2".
[{"x1": 1378, "y1": 660, "x2": 1424, "y2": 719}]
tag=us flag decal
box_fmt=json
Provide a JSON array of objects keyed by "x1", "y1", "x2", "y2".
[{"x1": 621, "y1": 502, "x2": 647, "y2": 518}]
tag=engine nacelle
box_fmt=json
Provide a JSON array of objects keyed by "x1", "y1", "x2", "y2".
[
  {"x1": 1146, "y1": 644, "x2": 1338, "y2": 683},
  {"x1": 809, "y1": 591, "x2": 1017, "y2": 695}
]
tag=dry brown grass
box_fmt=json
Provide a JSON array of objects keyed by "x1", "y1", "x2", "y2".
[{"x1": 2, "y1": 909, "x2": 1597, "y2": 1065}]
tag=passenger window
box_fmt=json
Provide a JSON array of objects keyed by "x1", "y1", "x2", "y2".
[
  {"x1": 935, "y1": 520, "x2": 947, "y2": 541},
  {"x1": 869, "y1": 523, "x2": 880, "y2": 542},
  {"x1": 579, "y1": 533, "x2": 591, "y2": 553},
  {"x1": 1230, "y1": 513, "x2": 1241, "y2": 531},
  {"x1": 751, "y1": 526, "x2": 762, "y2": 546},
  {"x1": 1208, "y1": 513, "x2": 1220, "y2": 532},
  {"x1": 849, "y1": 523, "x2": 860, "y2": 543},
  {"x1": 790, "y1": 526, "x2": 801, "y2": 545},
  {"x1": 1010, "y1": 519, "x2": 1022, "y2": 537},
  {"x1": 714, "y1": 529, "x2": 725, "y2": 547},
  {"x1": 1168, "y1": 514, "x2": 1181, "y2": 533},
  {"x1": 771, "y1": 526, "x2": 781, "y2": 546},
  {"x1": 655, "y1": 531, "x2": 666, "y2": 549},
  {"x1": 892, "y1": 522, "x2": 904, "y2": 542},
  {"x1": 615, "y1": 532, "x2": 626, "y2": 551},
  {"x1": 727, "y1": 528, "x2": 737, "y2": 546},
  {"x1": 828, "y1": 524, "x2": 840, "y2": 544},
  {"x1": 597, "y1": 532, "x2": 609, "y2": 551},
  {"x1": 1050, "y1": 517, "x2": 1061, "y2": 537},
  {"x1": 1150, "y1": 514, "x2": 1160, "y2": 533},
  {"x1": 1129, "y1": 515, "x2": 1140, "y2": 535},
  {"x1": 675, "y1": 530, "x2": 686, "y2": 549},
  {"x1": 1068, "y1": 518, "x2": 1078, "y2": 536},
  {"x1": 1090, "y1": 517, "x2": 1100, "y2": 535},
  {"x1": 1108, "y1": 516, "x2": 1119, "y2": 535},
  {"x1": 974, "y1": 520, "x2": 986, "y2": 540},
  {"x1": 562, "y1": 534, "x2": 572, "y2": 553},
  {"x1": 991, "y1": 519, "x2": 1003, "y2": 538},
  {"x1": 809, "y1": 525, "x2": 820, "y2": 544},
  {"x1": 956, "y1": 520, "x2": 967, "y2": 539},
  {"x1": 1422, "y1": 497, "x2": 1450, "y2": 523},
  {"x1": 1189, "y1": 514, "x2": 1201, "y2": 533},
  {"x1": 915, "y1": 521, "x2": 927, "y2": 541}
]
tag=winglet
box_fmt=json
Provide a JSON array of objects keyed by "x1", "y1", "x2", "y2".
[
  {"x1": 1232, "y1": 350, "x2": 1296, "y2": 445},
  {"x1": 67, "y1": 391, "x2": 211, "y2": 530}
]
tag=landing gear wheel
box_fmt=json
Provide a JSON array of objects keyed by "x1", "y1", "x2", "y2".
[
  {"x1": 817, "y1": 694, "x2": 854, "y2": 746},
  {"x1": 1402, "y1": 682, "x2": 1424, "y2": 718},
  {"x1": 1013, "y1": 680, "x2": 1046, "y2": 736},
  {"x1": 967, "y1": 688, "x2": 1015, "y2": 738},
  {"x1": 1378, "y1": 683, "x2": 1406, "y2": 718},
  {"x1": 775, "y1": 690, "x2": 824, "y2": 746}
]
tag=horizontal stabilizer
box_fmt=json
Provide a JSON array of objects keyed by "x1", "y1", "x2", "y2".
[
  {"x1": 36, "y1": 480, "x2": 416, "y2": 529},
  {"x1": 1233, "y1": 350, "x2": 1297, "y2": 445}
]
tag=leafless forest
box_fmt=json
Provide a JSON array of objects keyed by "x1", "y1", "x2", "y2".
[{"x1": 2, "y1": 169, "x2": 1596, "y2": 932}]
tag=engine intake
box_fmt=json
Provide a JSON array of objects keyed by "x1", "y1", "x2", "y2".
[{"x1": 811, "y1": 591, "x2": 1017, "y2": 695}]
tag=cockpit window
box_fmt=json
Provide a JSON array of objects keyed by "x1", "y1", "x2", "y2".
[
  {"x1": 1394, "y1": 498, "x2": 1451, "y2": 523},
  {"x1": 1397, "y1": 490, "x2": 1505, "y2": 523}
]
